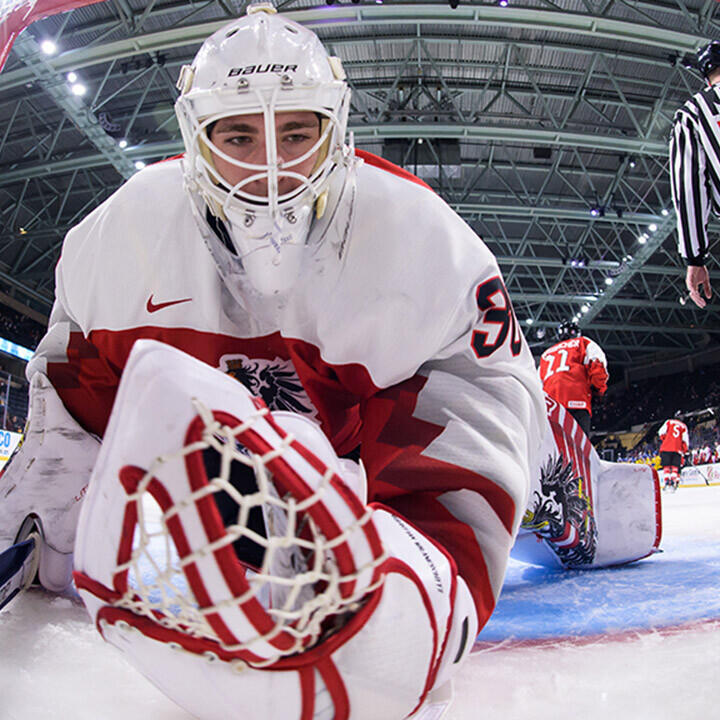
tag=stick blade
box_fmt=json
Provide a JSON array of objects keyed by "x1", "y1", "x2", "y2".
[{"x1": 0, "y1": 537, "x2": 38, "y2": 611}]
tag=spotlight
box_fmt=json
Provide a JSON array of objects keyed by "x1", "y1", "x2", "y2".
[
  {"x1": 71, "y1": 83, "x2": 86, "y2": 96},
  {"x1": 498, "y1": 0, "x2": 509, "y2": 5},
  {"x1": 66, "y1": 71, "x2": 77, "y2": 83},
  {"x1": 535, "y1": 328, "x2": 546, "y2": 340},
  {"x1": 417, "y1": 138, "x2": 424, "y2": 145},
  {"x1": 648, "y1": 223, "x2": 658, "y2": 232},
  {"x1": 638, "y1": 235, "x2": 647, "y2": 245},
  {"x1": 628, "y1": 156, "x2": 637, "y2": 168},
  {"x1": 581, "y1": 304, "x2": 589, "y2": 313},
  {"x1": 525, "y1": 318, "x2": 533, "y2": 326},
  {"x1": 134, "y1": 160, "x2": 146, "y2": 170},
  {"x1": 590, "y1": 206, "x2": 604, "y2": 217},
  {"x1": 590, "y1": 207, "x2": 599, "y2": 217},
  {"x1": 661, "y1": 208, "x2": 669, "y2": 216},
  {"x1": 118, "y1": 139, "x2": 128, "y2": 149},
  {"x1": 605, "y1": 277, "x2": 613, "y2": 286},
  {"x1": 41, "y1": 39, "x2": 57, "y2": 55}
]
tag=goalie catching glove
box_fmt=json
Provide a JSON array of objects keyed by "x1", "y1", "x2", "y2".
[{"x1": 73, "y1": 340, "x2": 477, "y2": 720}]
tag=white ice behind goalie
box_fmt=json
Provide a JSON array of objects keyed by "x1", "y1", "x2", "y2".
[{"x1": 73, "y1": 340, "x2": 476, "y2": 720}]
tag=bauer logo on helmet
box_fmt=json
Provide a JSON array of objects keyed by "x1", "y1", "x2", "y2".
[{"x1": 228, "y1": 64, "x2": 298, "y2": 76}]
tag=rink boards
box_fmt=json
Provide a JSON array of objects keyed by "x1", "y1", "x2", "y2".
[
  {"x1": 0, "y1": 430, "x2": 21, "y2": 469},
  {"x1": 680, "y1": 463, "x2": 720, "y2": 486}
]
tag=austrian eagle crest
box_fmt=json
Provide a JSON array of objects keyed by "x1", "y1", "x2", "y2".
[{"x1": 219, "y1": 353, "x2": 318, "y2": 420}]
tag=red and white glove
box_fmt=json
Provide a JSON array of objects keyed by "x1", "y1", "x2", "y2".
[{"x1": 74, "y1": 340, "x2": 476, "y2": 720}]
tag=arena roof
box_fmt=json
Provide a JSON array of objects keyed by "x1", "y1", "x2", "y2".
[{"x1": 1, "y1": 0, "x2": 719, "y2": 371}]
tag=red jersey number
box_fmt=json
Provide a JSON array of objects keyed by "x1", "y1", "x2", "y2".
[{"x1": 471, "y1": 277, "x2": 522, "y2": 359}]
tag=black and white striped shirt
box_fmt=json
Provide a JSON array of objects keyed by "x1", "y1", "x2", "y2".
[{"x1": 669, "y1": 83, "x2": 720, "y2": 266}]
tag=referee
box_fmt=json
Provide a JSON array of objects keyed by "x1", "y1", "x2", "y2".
[{"x1": 669, "y1": 41, "x2": 719, "y2": 309}]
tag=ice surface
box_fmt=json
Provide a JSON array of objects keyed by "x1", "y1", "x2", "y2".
[{"x1": 0, "y1": 487, "x2": 718, "y2": 720}]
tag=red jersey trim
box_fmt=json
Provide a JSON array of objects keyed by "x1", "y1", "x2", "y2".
[{"x1": 354, "y1": 149, "x2": 434, "y2": 191}]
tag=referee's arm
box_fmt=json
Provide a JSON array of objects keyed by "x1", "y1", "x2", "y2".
[{"x1": 670, "y1": 110, "x2": 713, "y2": 308}]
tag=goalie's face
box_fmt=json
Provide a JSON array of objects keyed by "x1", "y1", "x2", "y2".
[
  {"x1": 208, "y1": 111, "x2": 322, "y2": 198},
  {"x1": 173, "y1": 10, "x2": 352, "y2": 298}
]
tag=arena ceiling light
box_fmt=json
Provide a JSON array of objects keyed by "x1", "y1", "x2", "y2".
[
  {"x1": 566, "y1": 257, "x2": 586, "y2": 268},
  {"x1": 40, "y1": 39, "x2": 56, "y2": 55}
]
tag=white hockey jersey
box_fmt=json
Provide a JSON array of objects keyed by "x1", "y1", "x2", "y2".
[{"x1": 29, "y1": 151, "x2": 545, "y2": 629}]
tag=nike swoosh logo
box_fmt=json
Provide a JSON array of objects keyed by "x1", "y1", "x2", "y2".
[{"x1": 146, "y1": 294, "x2": 193, "y2": 313}]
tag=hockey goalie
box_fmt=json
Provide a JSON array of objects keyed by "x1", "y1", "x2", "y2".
[
  {"x1": 0, "y1": 6, "x2": 546, "y2": 718},
  {"x1": 0, "y1": 5, "x2": 657, "y2": 719}
]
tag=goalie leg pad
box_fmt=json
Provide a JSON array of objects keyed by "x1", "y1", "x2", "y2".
[
  {"x1": 74, "y1": 340, "x2": 476, "y2": 720},
  {"x1": 518, "y1": 397, "x2": 661, "y2": 569},
  {"x1": 0, "y1": 372, "x2": 100, "y2": 594}
]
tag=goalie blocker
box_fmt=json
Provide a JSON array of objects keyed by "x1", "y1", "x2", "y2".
[{"x1": 73, "y1": 340, "x2": 477, "y2": 720}]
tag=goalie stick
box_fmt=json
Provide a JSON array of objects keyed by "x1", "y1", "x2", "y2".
[{"x1": 0, "y1": 535, "x2": 39, "y2": 611}]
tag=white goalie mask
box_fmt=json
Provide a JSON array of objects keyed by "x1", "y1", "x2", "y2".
[{"x1": 175, "y1": 3, "x2": 351, "y2": 297}]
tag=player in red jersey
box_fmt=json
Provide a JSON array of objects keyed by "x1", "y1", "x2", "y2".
[
  {"x1": 538, "y1": 321, "x2": 609, "y2": 437},
  {"x1": 658, "y1": 417, "x2": 689, "y2": 491}
]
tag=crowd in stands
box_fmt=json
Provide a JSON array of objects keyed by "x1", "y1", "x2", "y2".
[
  {"x1": 0, "y1": 305, "x2": 45, "y2": 432},
  {"x1": 0, "y1": 306, "x2": 45, "y2": 351},
  {"x1": 0, "y1": 375, "x2": 28, "y2": 433},
  {"x1": 592, "y1": 363, "x2": 720, "y2": 432},
  {"x1": 615, "y1": 423, "x2": 720, "y2": 466}
]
